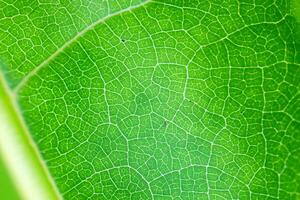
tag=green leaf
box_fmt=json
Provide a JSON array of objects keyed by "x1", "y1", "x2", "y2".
[{"x1": 1, "y1": 0, "x2": 300, "y2": 199}]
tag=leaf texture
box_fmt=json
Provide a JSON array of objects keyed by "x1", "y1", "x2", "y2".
[{"x1": 0, "y1": 0, "x2": 300, "y2": 199}]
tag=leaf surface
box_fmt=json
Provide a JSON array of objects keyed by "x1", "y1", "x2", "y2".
[{"x1": 0, "y1": 0, "x2": 300, "y2": 199}]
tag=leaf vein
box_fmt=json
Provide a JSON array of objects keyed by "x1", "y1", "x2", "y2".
[{"x1": 14, "y1": 0, "x2": 152, "y2": 94}]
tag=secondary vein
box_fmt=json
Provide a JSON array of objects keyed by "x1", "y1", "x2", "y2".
[{"x1": 13, "y1": 0, "x2": 152, "y2": 94}]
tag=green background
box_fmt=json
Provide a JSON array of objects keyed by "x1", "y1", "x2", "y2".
[{"x1": 0, "y1": 0, "x2": 300, "y2": 199}]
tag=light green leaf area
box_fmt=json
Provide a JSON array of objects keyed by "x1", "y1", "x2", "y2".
[{"x1": 1, "y1": 0, "x2": 300, "y2": 199}]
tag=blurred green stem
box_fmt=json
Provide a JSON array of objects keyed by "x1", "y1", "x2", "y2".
[{"x1": 0, "y1": 74, "x2": 61, "y2": 200}]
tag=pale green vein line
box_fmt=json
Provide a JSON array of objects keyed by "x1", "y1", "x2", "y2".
[
  {"x1": 13, "y1": 0, "x2": 152, "y2": 94},
  {"x1": 0, "y1": 73, "x2": 62, "y2": 200}
]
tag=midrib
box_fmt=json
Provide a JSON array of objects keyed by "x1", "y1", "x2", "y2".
[{"x1": 0, "y1": 73, "x2": 62, "y2": 200}]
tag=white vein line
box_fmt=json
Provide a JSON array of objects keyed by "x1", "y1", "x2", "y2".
[{"x1": 14, "y1": 0, "x2": 152, "y2": 94}]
